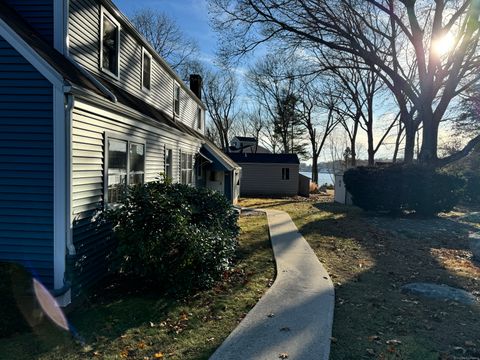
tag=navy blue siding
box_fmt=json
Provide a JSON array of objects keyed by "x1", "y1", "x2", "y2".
[
  {"x1": 3, "y1": 0, "x2": 54, "y2": 44},
  {"x1": 0, "y1": 37, "x2": 54, "y2": 288}
]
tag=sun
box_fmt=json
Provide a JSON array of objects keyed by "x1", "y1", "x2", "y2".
[{"x1": 432, "y1": 32, "x2": 455, "y2": 57}]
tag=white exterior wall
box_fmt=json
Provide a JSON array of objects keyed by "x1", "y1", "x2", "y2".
[
  {"x1": 68, "y1": 0, "x2": 204, "y2": 133},
  {"x1": 71, "y1": 99, "x2": 201, "y2": 221},
  {"x1": 239, "y1": 163, "x2": 299, "y2": 197}
]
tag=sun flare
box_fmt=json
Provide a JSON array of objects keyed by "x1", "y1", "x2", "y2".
[{"x1": 432, "y1": 32, "x2": 455, "y2": 57}]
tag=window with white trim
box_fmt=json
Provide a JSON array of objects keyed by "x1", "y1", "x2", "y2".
[
  {"x1": 282, "y1": 167, "x2": 290, "y2": 180},
  {"x1": 197, "y1": 107, "x2": 203, "y2": 129},
  {"x1": 100, "y1": 9, "x2": 121, "y2": 78},
  {"x1": 142, "y1": 48, "x2": 152, "y2": 91},
  {"x1": 165, "y1": 148, "x2": 173, "y2": 179},
  {"x1": 106, "y1": 136, "x2": 145, "y2": 204},
  {"x1": 180, "y1": 151, "x2": 193, "y2": 185},
  {"x1": 174, "y1": 84, "x2": 180, "y2": 115}
]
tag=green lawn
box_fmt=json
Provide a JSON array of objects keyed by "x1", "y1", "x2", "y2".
[
  {"x1": 0, "y1": 213, "x2": 274, "y2": 360},
  {"x1": 240, "y1": 196, "x2": 480, "y2": 360}
]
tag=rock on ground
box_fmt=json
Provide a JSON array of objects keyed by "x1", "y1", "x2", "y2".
[{"x1": 401, "y1": 283, "x2": 478, "y2": 305}]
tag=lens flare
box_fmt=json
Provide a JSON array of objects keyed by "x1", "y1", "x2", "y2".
[
  {"x1": 432, "y1": 32, "x2": 455, "y2": 57},
  {"x1": 33, "y1": 278, "x2": 69, "y2": 331}
]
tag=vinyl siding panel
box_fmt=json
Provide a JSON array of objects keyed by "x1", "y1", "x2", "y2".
[
  {"x1": 238, "y1": 163, "x2": 299, "y2": 197},
  {"x1": 71, "y1": 100, "x2": 201, "y2": 293},
  {"x1": 68, "y1": 0, "x2": 204, "y2": 135},
  {"x1": 0, "y1": 37, "x2": 54, "y2": 288},
  {"x1": 3, "y1": 0, "x2": 54, "y2": 44}
]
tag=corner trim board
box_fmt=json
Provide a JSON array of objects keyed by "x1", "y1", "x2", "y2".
[{"x1": 53, "y1": 87, "x2": 68, "y2": 292}]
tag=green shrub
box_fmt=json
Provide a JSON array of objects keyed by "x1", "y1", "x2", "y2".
[
  {"x1": 106, "y1": 182, "x2": 239, "y2": 294},
  {"x1": 463, "y1": 171, "x2": 480, "y2": 204},
  {"x1": 344, "y1": 165, "x2": 464, "y2": 216},
  {"x1": 0, "y1": 263, "x2": 30, "y2": 337}
]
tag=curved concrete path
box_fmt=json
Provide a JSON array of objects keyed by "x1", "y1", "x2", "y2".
[{"x1": 210, "y1": 209, "x2": 335, "y2": 360}]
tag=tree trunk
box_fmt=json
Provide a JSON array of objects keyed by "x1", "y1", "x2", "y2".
[
  {"x1": 311, "y1": 156, "x2": 319, "y2": 184},
  {"x1": 367, "y1": 127, "x2": 375, "y2": 166},
  {"x1": 392, "y1": 123, "x2": 404, "y2": 163},
  {"x1": 350, "y1": 137, "x2": 357, "y2": 167},
  {"x1": 403, "y1": 123, "x2": 416, "y2": 164},
  {"x1": 419, "y1": 111, "x2": 439, "y2": 165}
]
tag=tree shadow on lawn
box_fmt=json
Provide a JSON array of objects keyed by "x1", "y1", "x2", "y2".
[{"x1": 298, "y1": 202, "x2": 480, "y2": 359}]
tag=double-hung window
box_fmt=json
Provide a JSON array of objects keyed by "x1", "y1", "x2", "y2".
[
  {"x1": 165, "y1": 148, "x2": 173, "y2": 179},
  {"x1": 142, "y1": 48, "x2": 152, "y2": 92},
  {"x1": 282, "y1": 167, "x2": 290, "y2": 180},
  {"x1": 106, "y1": 136, "x2": 145, "y2": 205},
  {"x1": 174, "y1": 84, "x2": 180, "y2": 115},
  {"x1": 100, "y1": 8, "x2": 121, "y2": 78},
  {"x1": 180, "y1": 151, "x2": 193, "y2": 185},
  {"x1": 197, "y1": 107, "x2": 203, "y2": 130}
]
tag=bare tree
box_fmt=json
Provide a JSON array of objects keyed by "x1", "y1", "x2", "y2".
[
  {"x1": 131, "y1": 9, "x2": 199, "y2": 73},
  {"x1": 209, "y1": 0, "x2": 480, "y2": 167},
  {"x1": 203, "y1": 68, "x2": 239, "y2": 151},
  {"x1": 246, "y1": 54, "x2": 306, "y2": 154},
  {"x1": 297, "y1": 78, "x2": 340, "y2": 183},
  {"x1": 234, "y1": 107, "x2": 265, "y2": 152}
]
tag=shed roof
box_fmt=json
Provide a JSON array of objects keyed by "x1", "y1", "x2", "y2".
[
  {"x1": 233, "y1": 136, "x2": 257, "y2": 143},
  {"x1": 228, "y1": 153, "x2": 300, "y2": 164}
]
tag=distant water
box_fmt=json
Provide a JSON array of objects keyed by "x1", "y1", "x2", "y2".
[{"x1": 300, "y1": 171, "x2": 334, "y2": 185}]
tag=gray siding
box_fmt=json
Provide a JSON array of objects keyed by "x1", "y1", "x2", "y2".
[
  {"x1": 71, "y1": 100, "x2": 200, "y2": 292},
  {"x1": 0, "y1": 37, "x2": 54, "y2": 287},
  {"x1": 238, "y1": 163, "x2": 299, "y2": 197},
  {"x1": 3, "y1": 0, "x2": 54, "y2": 44},
  {"x1": 68, "y1": 0, "x2": 203, "y2": 132}
]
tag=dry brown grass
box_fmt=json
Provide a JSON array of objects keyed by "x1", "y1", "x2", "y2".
[{"x1": 240, "y1": 196, "x2": 480, "y2": 360}]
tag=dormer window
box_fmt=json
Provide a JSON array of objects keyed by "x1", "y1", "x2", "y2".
[
  {"x1": 100, "y1": 8, "x2": 120, "y2": 78},
  {"x1": 142, "y1": 48, "x2": 152, "y2": 92},
  {"x1": 174, "y1": 84, "x2": 180, "y2": 115}
]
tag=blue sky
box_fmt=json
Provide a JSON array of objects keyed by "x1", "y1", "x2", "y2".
[{"x1": 113, "y1": 0, "x2": 217, "y2": 63}]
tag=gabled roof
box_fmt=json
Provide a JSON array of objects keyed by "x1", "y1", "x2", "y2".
[
  {"x1": 233, "y1": 136, "x2": 257, "y2": 143},
  {"x1": 228, "y1": 153, "x2": 300, "y2": 164}
]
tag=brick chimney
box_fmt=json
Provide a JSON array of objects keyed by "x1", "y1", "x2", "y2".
[{"x1": 189, "y1": 74, "x2": 202, "y2": 100}]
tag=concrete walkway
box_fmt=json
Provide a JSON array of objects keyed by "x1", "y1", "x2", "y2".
[{"x1": 210, "y1": 209, "x2": 335, "y2": 360}]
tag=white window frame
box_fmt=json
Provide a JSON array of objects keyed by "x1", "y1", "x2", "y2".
[
  {"x1": 164, "y1": 147, "x2": 173, "y2": 180},
  {"x1": 104, "y1": 133, "x2": 146, "y2": 207},
  {"x1": 197, "y1": 107, "x2": 203, "y2": 130},
  {"x1": 141, "y1": 47, "x2": 152, "y2": 93},
  {"x1": 180, "y1": 150, "x2": 193, "y2": 185},
  {"x1": 99, "y1": 7, "x2": 121, "y2": 80},
  {"x1": 174, "y1": 83, "x2": 181, "y2": 116}
]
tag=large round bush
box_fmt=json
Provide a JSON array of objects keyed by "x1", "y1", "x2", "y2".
[
  {"x1": 106, "y1": 182, "x2": 239, "y2": 293},
  {"x1": 344, "y1": 165, "x2": 465, "y2": 216}
]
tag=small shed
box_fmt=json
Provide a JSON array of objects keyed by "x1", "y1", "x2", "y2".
[
  {"x1": 334, "y1": 172, "x2": 353, "y2": 205},
  {"x1": 228, "y1": 153, "x2": 300, "y2": 197}
]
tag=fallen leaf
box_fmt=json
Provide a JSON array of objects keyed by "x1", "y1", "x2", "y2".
[
  {"x1": 366, "y1": 348, "x2": 375, "y2": 356},
  {"x1": 330, "y1": 337, "x2": 338, "y2": 343},
  {"x1": 465, "y1": 340, "x2": 476, "y2": 347},
  {"x1": 280, "y1": 327, "x2": 291, "y2": 332},
  {"x1": 267, "y1": 313, "x2": 275, "y2": 318},
  {"x1": 368, "y1": 335, "x2": 380, "y2": 342},
  {"x1": 386, "y1": 339, "x2": 402, "y2": 345},
  {"x1": 154, "y1": 352, "x2": 164, "y2": 358},
  {"x1": 279, "y1": 353, "x2": 289, "y2": 359}
]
